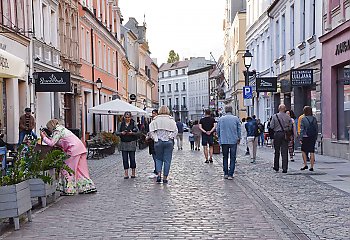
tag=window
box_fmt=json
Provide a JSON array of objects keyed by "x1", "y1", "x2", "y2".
[
  {"x1": 330, "y1": 0, "x2": 340, "y2": 10},
  {"x1": 175, "y1": 97, "x2": 179, "y2": 106},
  {"x1": 168, "y1": 84, "x2": 171, "y2": 92},
  {"x1": 301, "y1": 0, "x2": 306, "y2": 41},
  {"x1": 168, "y1": 71, "x2": 171, "y2": 77},
  {"x1": 98, "y1": 40, "x2": 102, "y2": 68},
  {"x1": 175, "y1": 70, "x2": 178, "y2": 75},
  {"x1": 104, "y1": 44, "x2": 107, "y2": 70},
  {"x1": 182, "y1": 82, "x2": 186, "y2": 91},
  {"x1": 81, "y1": 27, "x2": 85, "y2": 59},
  {"x1": 161, "y1": 72, "x2": 164, "y2": 78},
  {"x1": 161, "y1": 99, "x2": 165, "y2": 105},
  {"x1": 290, "y1": 5, "x2": 295, "y2": 49},
  {"x1": 182, "y1": 69, "x2": 185, "y2": 75},
  {"x1": 175, "y1": 83, "x2": 178, "y2": 91},
  {"x1": 168, "y1": 98, "x2": 172, "y2": 107},
  {"x1": 275, "y1": 20, "x2": 280, "y2": 58},
  {"x1": 337, "y1": 64, "x2": 350, "y2": 140},
  {"x1": 281, "y1": 14, "x2": 285, "y2": 54},
  {"x1": 86, "y1": 31, "x2": 91, "y2": 62},
  {"x1": 183, "y1": 97, "x2": 186, "y2": 107},
  {"x1": 161, "y1": 85, "x2": 164, "y2": 93},
  {"x1": 50, "y1": 10, "x2": 56, "y2": 46}
]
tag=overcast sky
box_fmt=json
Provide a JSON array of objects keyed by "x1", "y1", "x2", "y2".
[{"x1": 119, "y1": 0, "x2": 225, "y2": 66}]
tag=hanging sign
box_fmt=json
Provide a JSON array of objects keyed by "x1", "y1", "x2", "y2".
[
  {"x1": 35, "y1": 72, "x2": 71, "y2": 92},
  {"x1": 256, "y1": 77, "x2": 277, "y2": 92},
  {"x1": 290, "y1": 69, "x2": 313, "y2": 86}
]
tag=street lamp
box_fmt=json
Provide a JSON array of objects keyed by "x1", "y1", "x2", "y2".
[
  {"x1": 142, "y1": 99, "x2": 147, "y2": 110},
  {"x1": 96, "y1": 78, "x2": 103, "y2": 131},
  {"x1": 243, "y1": 50, "x2": 253, "y2": 116}
]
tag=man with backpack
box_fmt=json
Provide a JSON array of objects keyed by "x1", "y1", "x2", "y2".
[
  {"x1": 300, "y1": 106, "x2": 318, "y2": 171},
  {"x1": 245, "y1": 116, "x2": 258, "y2": 163}
]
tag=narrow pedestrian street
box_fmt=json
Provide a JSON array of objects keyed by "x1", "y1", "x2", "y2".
[{"x1": 1, "y1": 134, "x2": 350, "y2": 239}]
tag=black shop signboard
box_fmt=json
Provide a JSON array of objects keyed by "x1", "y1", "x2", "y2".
[
  {"x1": 256, "y1": 77, "x2": 277, "y2": 92},
  {"x1": 290, "y1": 69, "x2": 313, "y2": 86},
  {"x1": 35, "y1": 72, "x2": 71, "y2": 92}
]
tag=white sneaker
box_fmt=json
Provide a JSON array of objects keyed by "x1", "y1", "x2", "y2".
[
  {"x1": 224, "y1": 175, "x2": 228, "y2": 179},
  {"x1": 228, "y1": 176, "x2": 233, "y2": 180},
  {"x1": 148, "y1": 173, "x2": 157, "y2": 179}
]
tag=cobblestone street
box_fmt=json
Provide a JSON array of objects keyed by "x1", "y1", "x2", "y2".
[{"x1": 1, "y1": 136, "x2": 350, "y2": 239}]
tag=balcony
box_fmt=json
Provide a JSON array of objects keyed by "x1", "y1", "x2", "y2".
[
  {"x1": 172, "y1": 105, "x2": 180, "y2": 111},
  {"x1": 33, "y1": 38, "x2": 60, "y2": 68},
  {"x1": 181, "y1": 105, "x2": 187, "y2": 111}
]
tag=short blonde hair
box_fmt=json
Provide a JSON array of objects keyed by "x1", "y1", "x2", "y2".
[
  {"x1": 158, "y1": 105, "x2": 170, "y2": 115},
  {"x1": 46, "y1": 119, "x2": 60, "y2": 131}
]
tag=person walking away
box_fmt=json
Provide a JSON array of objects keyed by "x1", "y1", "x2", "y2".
[
  {"x1": 257, "y1": 119, "x2": 265, "y2": 147},
  {"x1": 199, "y1": 109, "x2": 216, "y2": 163},
  {"x1": 149, "y1": 106, "x2": 178, "y2": 184},
  {"x1": 245, "y1": 117, "x2": 258, "y2": 163},
  {"x1": 300, "y1": 106, "x2": 318, "y2": 171},
  {"x1": 217, "y1": 106, "x2": 241, "y2": 180},
  {"x1": 146, "y1": 109, "x2": 158, "y2": 178},
  {"x1": 267, "y1": 116, "x2": 275, "y2": 148},
  {"x1": 286, "y1": 110, "x2": 297, "y2": 161},
  {"x1": 189, "y1": 132, "x2": 195, "y2": 150},
  {"x1": 191, "y1": 120, "x2": 201, "y2": 151},
  {"x1": 176, "y1": 119, "x2": 184, "y2": 150},
  {"x1": 40, "y1": 119, "x2": 96, "y2": 195},
  {"x1": 297, "y1": 113, "x2": 310, "y2": 162},
  {"x1": 116, "y1": 111, "x2": 139, "y2": 179},
  {"x1": 19, "y1": 108, "x2": 37, "y2": 145},
  {"x1": 270, "y1": 104, "x2": 293, "y2": 173},
  {"x1": 241, "y1": 118, "x2": 249, "y2": 155}
]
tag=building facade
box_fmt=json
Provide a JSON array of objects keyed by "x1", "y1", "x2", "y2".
[
  {"x1": 267, "y1": 0, "x2": 322, "y2": 124},
  {"x1": 79, "y1": 0, "x2": 126, "y2": 136},
  {"x1": 246, "y1": 0, "x2": 273, "y2": 122},
  {"x1": 0, "y1": 0, "x2": 31, "y2": 144},
  {"x1": 319, "y1": 0, "x2": 350, "y2": 159}
]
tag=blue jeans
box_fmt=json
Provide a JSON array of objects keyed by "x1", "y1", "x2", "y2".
[
  {"x1": 18, "y1": 130, "x2": 37, "y2": 145},
  {"x1": 152, "y1": 153, "x2": 157, "y2": 174},
  {"x1": 154, "y1": 140, "x2": 174, "y2": 177},
  {"x1": 221, "y1": 144, "x2": 238, "y2": 176},
  {"x1": 122, "y1": 151, "x2": 136, "y2": 169},
  {"x1": 258, "y1": 133, "x2": 264, "y2": 146}
]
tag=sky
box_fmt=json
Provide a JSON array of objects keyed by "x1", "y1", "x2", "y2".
[{"x1": 119, "y1": 0, "x2": 225, "y2": 66}]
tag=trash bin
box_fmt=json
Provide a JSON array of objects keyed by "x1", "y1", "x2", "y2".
[{"x1": 68, "y1": 128, "x2": 81, "y2": 139}]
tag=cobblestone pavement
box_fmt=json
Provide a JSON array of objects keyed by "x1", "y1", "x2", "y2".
[{"x1": 1, "y1": 137, "x2": 350, "y2": 239}]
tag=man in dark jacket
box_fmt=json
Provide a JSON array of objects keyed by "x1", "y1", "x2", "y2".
[
  {"x1": 176, "y1": 119, "x2": 184, "y2": 150},
  {"x1": 18, "y1": 108, "x2": 37, "y2": 144}
]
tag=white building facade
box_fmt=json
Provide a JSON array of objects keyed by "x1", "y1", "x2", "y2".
[
  {"x1": 268, "y1": 0, "x2": 323, "y2": 125},
  {"x1": 246, "y1": 0, "x2": 273, "y2": 122}
]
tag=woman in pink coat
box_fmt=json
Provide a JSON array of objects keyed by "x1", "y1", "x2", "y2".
[{"x1": 40, "y1": 119, "x2": 97, "y2": 195}]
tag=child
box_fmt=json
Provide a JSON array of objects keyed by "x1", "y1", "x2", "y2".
[{"x1": 189, "y1": 133, "x2": 195, "y2": 150}]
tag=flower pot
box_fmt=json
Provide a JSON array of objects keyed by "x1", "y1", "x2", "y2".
[
  {"x1": 213, "y1": 144, "x2": 221, "y2": 154},
  {"x1": 0, "y1": 180, "x2": 32, "y2": 230},
  {"x1": 29, "y1": 169, "x2": 57, "y2": 207}
]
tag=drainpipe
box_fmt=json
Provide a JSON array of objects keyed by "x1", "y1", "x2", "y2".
[{"x1": 91, "y1": 28, "x2": 96, "y2": 134}]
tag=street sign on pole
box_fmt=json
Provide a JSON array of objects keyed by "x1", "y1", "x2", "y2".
[
  {"x1": 243, "y1": 99, "x2": 253, "y2": 107},
  {"x1": 243, "y1": 86, "x2": 253, "y2": 99}
]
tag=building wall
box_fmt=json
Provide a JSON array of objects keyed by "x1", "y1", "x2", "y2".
[{"x1": 188, "y1": 71, "x2": 210, "y2": 120}]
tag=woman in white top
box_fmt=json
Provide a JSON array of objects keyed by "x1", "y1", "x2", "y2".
[{"x1": 149, "y1": 106, "x2": 178, "y2": 184}]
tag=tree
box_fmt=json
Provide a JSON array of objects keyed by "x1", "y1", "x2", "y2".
[{"x1": 167, "y1": 50, "x2": 180, "y2": 63}]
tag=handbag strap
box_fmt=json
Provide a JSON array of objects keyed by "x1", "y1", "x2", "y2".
[{"x1": 275, "y1": 114, "x2": 285, "y2": 131}]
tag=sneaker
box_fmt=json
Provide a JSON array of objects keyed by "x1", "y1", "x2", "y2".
[
  {"x1": 209, "y1": 158, "x2": 213, "y2": 163},
  {"x1": 290, "y1": 158, "x2": 295, "y2": 162},
  {"x1": 309, "y1": 168, "x2": 314, "y2": 172},
  {"x1": 282, "y1": 170, "x2": 287, "y2": 173},
  {"x1": 156, "y1": 176, "x2": 161, "y2": 183},
  {"x1": 163, "y1": 179, "x2": 168, "y2": 184},
  {"x1": 250, "y1": 159, "x2": 256, "y2": 164},
  {"x1": 205, "y1": 160, "x2": 209, "y2": 163},
  {"x1": 273, "y1": 167, "x2": 279, "y2": 172},
  {"x1": 148, "y1": 173, "x2": 157, "y2": 179},
  {"x1": 227, "y1": 176, "x2": 233, "y2": 180},
  {"x1": 224, "y1": 175, "x2": 228, "y2": 179}
]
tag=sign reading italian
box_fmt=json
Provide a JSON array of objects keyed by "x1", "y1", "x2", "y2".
[
  {"x1": 35, "y1": 72, "x2": 71, "y2": 92},
  {"x1": 290, "y1": 69, "x2": 313, "y2": 86},
  {"x1": 256, "y1": 77, "x2": 277, "y2": 92}
]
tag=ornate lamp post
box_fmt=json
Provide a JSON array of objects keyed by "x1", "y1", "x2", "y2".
[
  {"x1": 96, "y1": 78, "x2": 103, "y2": 132},
  {"x1": 243, "y1": 50, "x2": 253, "y2": 116}
]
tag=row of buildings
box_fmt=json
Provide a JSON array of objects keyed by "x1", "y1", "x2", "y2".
[
  {"x1": 223, "y1": 0, "x2": 350, "y2": 159},
  {"x1": 0, "y1": 0, "x2": 159, "y2": 144}
]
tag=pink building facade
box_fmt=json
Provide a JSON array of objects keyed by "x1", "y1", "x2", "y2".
[{"x1": 319, "y1": 0, "x2": 350, "y2": 158}]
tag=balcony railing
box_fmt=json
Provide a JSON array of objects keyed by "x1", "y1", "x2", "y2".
[{"x1": 181, "y1": 105, "x2": 187, "y2": 111}]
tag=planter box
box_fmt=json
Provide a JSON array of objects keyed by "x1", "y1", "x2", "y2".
[
  {"x1": 213, "y1": 144, "x2": 221, "y2": 154},
  {"x1": 0, "y1": 181, "x2": 32, "y2": 230},
  {"x1": 29, "y1": 169, "x2": 57, "y2": 208}
]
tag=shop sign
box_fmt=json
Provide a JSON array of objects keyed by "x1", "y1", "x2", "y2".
[
  {"x1": 290, "y1": 69, "x2": 313, "y2": 86},
  {"x1": 35, "y1": 72, "x2": 71, "y2": 92},
  {"x1": 129, "y1": 94, "x2": 137, "y2": 101},
  {"x1": 256, "y1": 77, "x2": 277, "y2": 92},
  {"x1": 335, "y1": 39, "x2": 350, "y2": 55},
  {"x1": 280, "y1": 79, "x2": 292, "y2": 93},
  {"x1": 344, "y1": 69, "x2": 350, "y2": 85}
]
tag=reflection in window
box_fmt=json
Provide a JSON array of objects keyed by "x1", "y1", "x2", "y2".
[{"x1": 337, "y1": 65, "x2": 350, "y2": 140}]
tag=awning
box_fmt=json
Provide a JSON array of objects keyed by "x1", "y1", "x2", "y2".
[
  {"x1": 0, "y1": 49, "x2": 26, "y2": 78},
  {"x1": 89, "y1": 99, "x2": 147, "y2": 116}
]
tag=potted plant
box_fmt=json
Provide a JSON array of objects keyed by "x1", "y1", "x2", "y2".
[
  {"x1": 22, "y1": 139, "x2": 72, "y2": 208},
  {"x1": 213, "y1": 132, "x2": 221, "y2": 154},
  {"x1": 0, "y1": 148, "x2": 32, "y2": 230},
  {"x1": 101, "y1": 132, "x2": 120, "y2": 155}
]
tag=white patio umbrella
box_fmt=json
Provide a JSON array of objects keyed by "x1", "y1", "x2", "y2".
[{"x1": 88, "y1": 99, "x2": 147, "y2": 116}]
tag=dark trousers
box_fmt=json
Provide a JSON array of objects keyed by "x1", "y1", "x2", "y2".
[
  {"x1": 190, "y1": 141, "x2": 194, "y2": 150},
  {"x1": 273, "y1": 132, "x2": 289, "y2": 171},
  {"x1": 122, "y1": 151, "x2": 136, "y2": 170}
]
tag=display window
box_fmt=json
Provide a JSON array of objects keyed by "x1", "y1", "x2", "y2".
[{"x1": 337, "y1": 64, "x2": 350, "y2": 141}]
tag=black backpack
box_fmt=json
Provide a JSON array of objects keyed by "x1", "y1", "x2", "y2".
[{"x1": 306, "y1": 117, "x2": 317, "y2": 138}]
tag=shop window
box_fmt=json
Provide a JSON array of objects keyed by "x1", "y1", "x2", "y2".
[{"x1": 337, "y1": 64, "x2": 350, "y2": 141}]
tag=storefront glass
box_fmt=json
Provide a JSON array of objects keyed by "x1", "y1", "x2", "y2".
[{"x1": 337, "y1": 64, "x2": 350, "y2": 141}]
